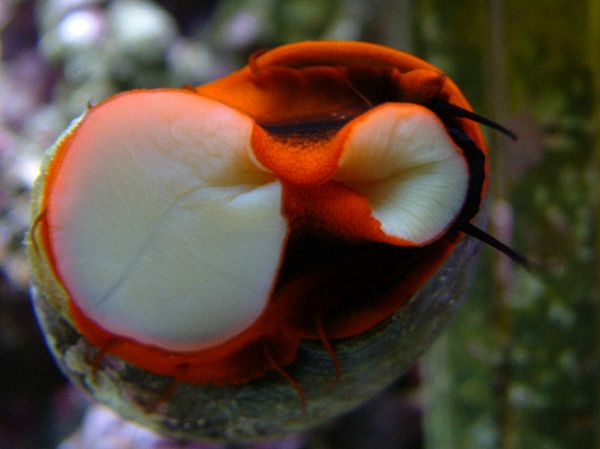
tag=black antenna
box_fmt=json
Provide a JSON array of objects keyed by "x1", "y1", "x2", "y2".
[
  {"x1": 462, "y1": 222, "x2": 529, "y2": 268},
  {"x1": 428, "y1": 98, "x2": 518, "y2": 140}
]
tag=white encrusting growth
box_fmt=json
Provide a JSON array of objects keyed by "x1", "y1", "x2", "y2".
[
  {"x1": 48, "y1": 91, "x2": 286, "y2": 351},
  {"x1": 335, "y1": 104, "x2": 469, "y2": 245}
]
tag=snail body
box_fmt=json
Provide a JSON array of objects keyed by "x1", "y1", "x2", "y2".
[{"x1": 29, "y1": 41, "x2": 495, "y2": 441}]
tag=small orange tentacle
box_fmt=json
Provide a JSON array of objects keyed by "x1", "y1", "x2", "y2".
[
  {"x1": 30, "y1": 208, "x2": 48, "y2": 256},
  {"x1": 91, "y1": 338, "x2": 122, "y2": 382},
  {"x1": 145, "y1": 363, "x2": 189, "y2": 414},
  {"x1": 249, "y1": 48, "x2": 271, "y2": 76},
  {"x1": 315, "y1": 313, "x2": 341, "y2": 384},
  {"x1": 262, "y1": 344, "x2": 307, "y2": 413}
]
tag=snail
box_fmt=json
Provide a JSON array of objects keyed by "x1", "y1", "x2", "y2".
[{"x1": 28, "y1": 41, "x2": 522, "y2": 442}]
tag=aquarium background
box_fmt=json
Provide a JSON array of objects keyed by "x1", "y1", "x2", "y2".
[{"x1": 0, "y1": 1, "x2": 597, "y2": 448}]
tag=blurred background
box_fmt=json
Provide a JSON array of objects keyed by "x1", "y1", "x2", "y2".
[{"x1": 0, "y1": 0, "x2": 597, "y2": 448}]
